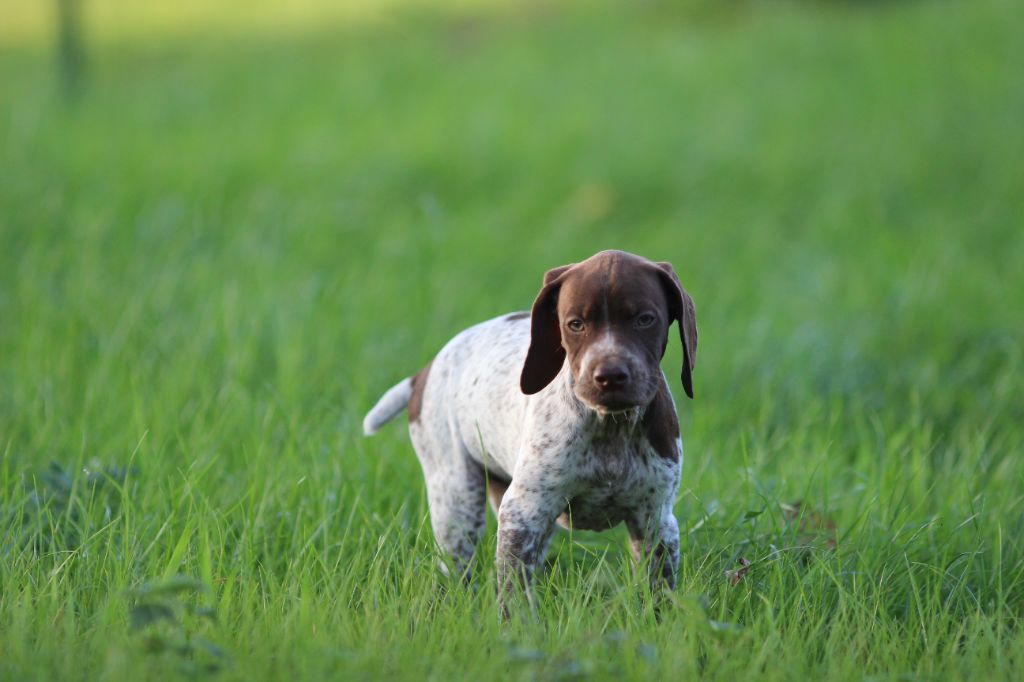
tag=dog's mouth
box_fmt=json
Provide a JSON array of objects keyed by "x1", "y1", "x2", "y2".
[{"x1": 576, "y1": 387, "x2": 647, "y2": 415}]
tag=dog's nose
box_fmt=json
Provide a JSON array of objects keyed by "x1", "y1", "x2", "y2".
[{"x1": 593, "y1": 363, "x2": 630, "y2": 389}]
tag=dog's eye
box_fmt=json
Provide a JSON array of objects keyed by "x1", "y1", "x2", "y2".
[
  {"x1": 635, "y1": 312, "x2": 657, "y2": 328},
  {"x1": 566, "y1": 318, "x2": 585, "y2": 332}
]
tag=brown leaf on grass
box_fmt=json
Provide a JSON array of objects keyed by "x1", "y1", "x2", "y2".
[
  {"x1": 781, "y1": 500, "x2": 837, "y2": 550},
  {"x1": 725, "y1": 557, "x2": 751, "y2": 586}
]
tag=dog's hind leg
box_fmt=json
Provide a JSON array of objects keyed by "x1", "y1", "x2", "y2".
[{"x1": 410, "y1": 423, "x2": 487, "y2": 580}]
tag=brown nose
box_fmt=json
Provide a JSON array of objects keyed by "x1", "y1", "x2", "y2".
[{"x1": 593, "y1": 362, "x2": 630, "y2": 389}]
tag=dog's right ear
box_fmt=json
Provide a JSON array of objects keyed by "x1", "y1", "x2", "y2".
[{"x1": 520, "y1": 264, "x2": 574, "y2": 394}]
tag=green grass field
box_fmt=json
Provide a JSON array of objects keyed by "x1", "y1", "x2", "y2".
[{"x1": 2, "y1": 0, "x2": 1024, "y2": 679}]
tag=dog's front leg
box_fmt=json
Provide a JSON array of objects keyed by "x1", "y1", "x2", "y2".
[
  {"x1": 627, "y1": 503, "x2": 680, "y2": 592},
  {"x1": 494, "y1": 481, "x2": 564, "y2": 618}
]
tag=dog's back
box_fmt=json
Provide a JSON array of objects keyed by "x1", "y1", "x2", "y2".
[{"x1": 408, "y1": 312, "x2": 534, "y2": 480}]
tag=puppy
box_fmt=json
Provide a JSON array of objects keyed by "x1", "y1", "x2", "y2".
[{"x1": 363, "y1": 250, "x2": 697, "y2": 601}]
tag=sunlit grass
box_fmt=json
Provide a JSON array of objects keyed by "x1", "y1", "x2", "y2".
[{"x1": 1, "y1": 0, "x2": 530, "y2": 47}]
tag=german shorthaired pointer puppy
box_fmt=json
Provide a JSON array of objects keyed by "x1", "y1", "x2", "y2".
[{"x1": 363, "y1": 250, "x2": 697, "y2": 603}]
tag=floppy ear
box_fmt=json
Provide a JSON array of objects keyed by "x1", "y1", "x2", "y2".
[
  {"x1": 520, "y1": 264, "x2": 574, "y2": 394},
  {"x1": 654, "y1": 262, "x2": 698, "y2": 399}
]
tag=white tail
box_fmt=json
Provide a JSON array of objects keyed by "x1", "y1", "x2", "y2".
[{"x1": 362, "y1": 378, "x2": 414, "y2": 436}]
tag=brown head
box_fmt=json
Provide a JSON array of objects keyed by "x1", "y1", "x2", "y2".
[{"x1": 520, "y1": 250, "x2": 698, "y2": 412}]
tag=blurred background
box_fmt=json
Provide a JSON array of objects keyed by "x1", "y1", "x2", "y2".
[{"x1": 1, "y1": 0, "x2": 1023, "y2": 499}]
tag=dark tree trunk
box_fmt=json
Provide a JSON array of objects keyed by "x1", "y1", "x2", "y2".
[{"x1": 57, "y1": 0, "x2": 85, "y2": 100}]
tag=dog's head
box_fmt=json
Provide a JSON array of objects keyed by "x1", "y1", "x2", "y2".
[{"x1": 520, "y1": 250, "x2": 698, "y2": 412}]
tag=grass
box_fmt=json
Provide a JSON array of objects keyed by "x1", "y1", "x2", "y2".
[{"x1": 2, "y1": 0, "x2": 1024, "y2": 679}]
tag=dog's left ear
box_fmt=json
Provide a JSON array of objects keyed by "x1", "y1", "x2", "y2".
[
  {"x1": 521, "y1": 264, "x2": 574, "y2": 394},
  {"x1": 654, "y1": 262, "x2": 698, "y2": 399}
]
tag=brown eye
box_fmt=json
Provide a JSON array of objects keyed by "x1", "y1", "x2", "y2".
[
  {"x1": 567, "y1": 318, "x2": 585, "y2": 332},
  {"x1": 635, "y1": 312, "x2": 657, "y2": 328}
]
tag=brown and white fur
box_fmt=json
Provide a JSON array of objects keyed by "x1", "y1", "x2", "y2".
[{"x1": 363, "y1": 250, "x2": 698, "y2": 603}]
